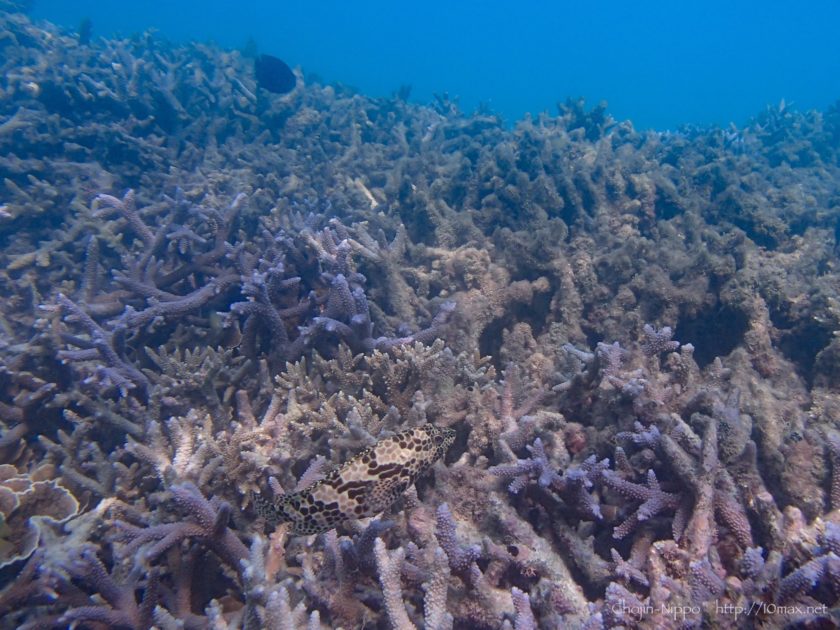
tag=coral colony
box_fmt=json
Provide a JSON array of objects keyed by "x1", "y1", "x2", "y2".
[{"x1": 2, "y1": 6, "x2": 840, "y2": 630}]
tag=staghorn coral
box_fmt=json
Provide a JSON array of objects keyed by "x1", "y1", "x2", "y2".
[
  {"x1": 2, "y1": 8, "x2": 840, "y2": 628},
  {"x1": 114, "y1": 481, "x2": 248, "y2": 572},
  {"x1": 374, "y1": 537, "x2": 455, "y2": 630}
]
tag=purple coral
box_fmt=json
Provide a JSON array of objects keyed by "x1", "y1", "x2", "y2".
[
  {"x1": 489, "y1": 438, "x2": 562, "y2": 493},
  {"x1": 600, "y1": 469, "x2": 682, "y2": 539},
  {"x1": 615, "y1": 421, "x2": 661, "y2": 449},
  {"x1": 741, "y1": 546, "x2": 766, "y2": 578},
  {"x1": 5, "y1": 9, "x2": 840, "y2": 629},
  {"x1": 115, "y1": 481, "x2": 247, "y2": 570},
  {"x1": 54, "y1": 293, "x2": 150, "y2": 397},
  {"x1": 609, "y1": 548, "x2": 649, "y2": 588},
  {"x1": 641, "y1": 323, "x2": 680, "y2": 356},
  {"x1": 435, "y1": 503, "x2": 481, "y2": 573},
  {"x1": 689, "y1": 558, "x2": 725, "y2": 603},
  {"x1": 777, "y1": 554, "x2": 834, "y2": 603},
  {"x1": 489, "y1": 439, "x2": 606, "y2": 520},
  {"x1": 510, "y1": 587, "x2": 537, "y2": 630},
  {"x1": 56, "y1": 547, "x2": 158, "y2": 629}
]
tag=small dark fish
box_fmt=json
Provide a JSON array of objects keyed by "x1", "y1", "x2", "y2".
[
  {"x1": 254, "y1": 54, "x2": 296, "y2": 95},
  {"x1": 78, "y1": 17, "x2": 93, "y2": 45}
]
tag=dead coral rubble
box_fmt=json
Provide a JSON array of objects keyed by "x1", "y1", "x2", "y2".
[{"x1": 2, "y1": 8, "x2": 840, "y2": 629}]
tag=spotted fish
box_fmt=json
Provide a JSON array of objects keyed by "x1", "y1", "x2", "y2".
[{"x1": 253, "y1": 424, "x2": 455, "y2": 535}]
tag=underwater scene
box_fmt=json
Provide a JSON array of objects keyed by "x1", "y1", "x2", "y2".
[{"x1": 1, "y1": 2, "x2": 840, "y2": 629}]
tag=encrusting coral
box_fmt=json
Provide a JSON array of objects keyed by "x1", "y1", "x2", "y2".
[
  {"x1": 0, "y1": 464, "x2": 78, "y2": 568},
  {"x1": 2, "y1": 6, "x2": 840, "y2": 628}
]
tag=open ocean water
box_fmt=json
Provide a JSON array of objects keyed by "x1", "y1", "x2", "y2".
[
  {"x1": 2, "y1": 1, "x2": 840, "y2": 629},
  {"x1": 31, "y1": 0, "x2": 840, "y2": 130}
]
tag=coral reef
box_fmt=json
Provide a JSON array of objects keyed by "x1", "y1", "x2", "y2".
[{"x1": 2, "y1": 7, "x2": 840, "y2": 629}]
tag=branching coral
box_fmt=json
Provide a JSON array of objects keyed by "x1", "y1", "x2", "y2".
[
  {"x1": 114, "y1": 481, "x2": 248, "y2": 571},
  {"x1": 2, "y1": 8, "x2": 840, "y2": 629}
]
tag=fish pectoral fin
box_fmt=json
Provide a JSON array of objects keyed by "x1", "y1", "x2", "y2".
[{"x1": 365, "y1": 478, "x2": 411, "y2": 513}]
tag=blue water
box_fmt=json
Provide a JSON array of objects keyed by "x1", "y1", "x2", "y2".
[{"x1": 29, "y1": 0, "x2": 840, "y2": 131}]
